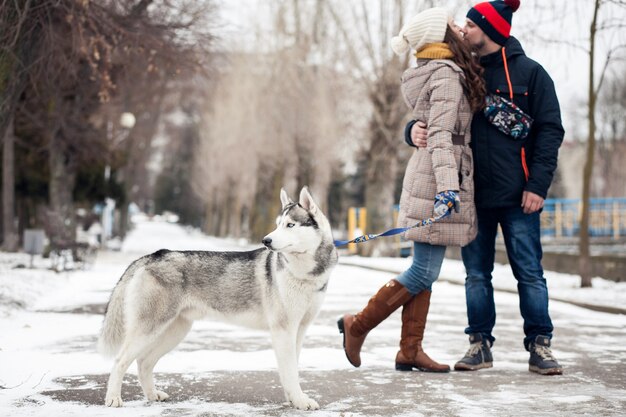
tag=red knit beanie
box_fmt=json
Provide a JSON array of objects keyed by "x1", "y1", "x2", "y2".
[{"x1": 467, "y1": 0, "x2": 520, "y2": 46}]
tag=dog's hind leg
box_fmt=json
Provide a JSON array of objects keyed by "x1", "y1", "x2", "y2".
[
  {"x1": 105, "y1": 334, "x2": 155, "y2": 407},
  {"x1": 270, "y1": 327, "x2": 319, "y2": 410},
  {"x1": 137, "y1": 316, "x2": 193, "y2": 402}
]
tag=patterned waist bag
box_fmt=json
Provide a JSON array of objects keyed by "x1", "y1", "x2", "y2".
[
  {"x1": 483, "y1": 47, "x2": 534, "y2": 141},
  {"x1": 483, "y1": 93, "x2": 533, "y2": 140}
]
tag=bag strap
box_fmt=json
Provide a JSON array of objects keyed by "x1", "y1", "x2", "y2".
[{"x1": 501, "y1": 47, "x2": 514, "y2": 101}]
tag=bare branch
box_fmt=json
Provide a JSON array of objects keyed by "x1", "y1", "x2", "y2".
[
  {"x1": 597, "y1": 21, "x2": 626, "y2": 30},
  {"x1": 128, "y1": 0, "x2": 153, "y2": 19},
  {"x1": 595, "y1": 44, "x2": 626, "y2": 98},
  {"x1": 324, "y1": 2, "x2": 366, "y2": 78},
  {"x1": 7, "y1": 0, "x2": 31, "y2": 48},
  {"x1": 604, "y1": 0, "x2": 626, "y2": 7},
  {"x1": 358, "y1": 0, "x2": 378, "y2": 70},
  {"x1": 532, "y1": 34, "x2": 590, "y2": 53}
]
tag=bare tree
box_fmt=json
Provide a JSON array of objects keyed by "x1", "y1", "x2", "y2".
[
  {"x1": 2, "y1": 115, "x2": 16, "y2": 250},
  {"x1": 112, "y1": 0, "x2": 215, "y2": 237},
  {"x1": 596, "y1": 69, "x2": 626, "y2": 196},
  {"x1": 193, "y1": 53, "x2": 264, "y2": 237},
  {"x1": 199, "y1": 0, "x2": 448, "y2": 251},
  {"x1": 524, "y1": 0, "x2": 626, "y2": 287},
  {"x1": 324, "y1": 0, "x2": 419, "y2": 256},
  {"x1": 194, "y1": 0, "x2": 351, "y2": 241},
  {"x1": 1, "y1": 0, "x2": 215, "y2": 246},
  {"x1": 0, "y1": 0, "x2": 41, "y2": 250},
  {"x1": 579, "y1": 0, "x2": 626, "y2": 287}
]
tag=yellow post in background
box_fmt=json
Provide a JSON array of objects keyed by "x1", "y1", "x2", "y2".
[
  {"x1": 347, "y1": 207, "x2": 357, "y2": 254},
  {"x1": 577, "y1": 200, "x2": 582, "y2": 224},
  {"x1": 393, "y1": 209, "x2": 400, "y2": 253},
  {"x1": 358, "y1": 207, "x2": 367, "y2": 239},
  {"x1": 347, "y1": 207, "x2": 368, "y2": 254},
  {"x1": 613, "y1": 201, "x2": 620, "y2": 239},
  {"x1": 555, "y1": 202, "x2": 562, "y2": 239}
]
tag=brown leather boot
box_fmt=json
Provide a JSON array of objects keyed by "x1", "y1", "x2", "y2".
[
  {"x1": 338, "y1": 279, "x2": 412, "y2": 367},
  {"x1": 395, "y1": 290, "x2": 450, "y2": 373}
]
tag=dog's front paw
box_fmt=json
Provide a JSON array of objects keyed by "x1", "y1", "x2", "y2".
[
  {"x1": 289, "y1": 393, "x2": 319, "y2": 410},
  {"x1": 105, "y1": 395, "x2": 123, "y2": 407},
  {"x1": 146, "y1": 390, "x2": 170, "y2": 402}
]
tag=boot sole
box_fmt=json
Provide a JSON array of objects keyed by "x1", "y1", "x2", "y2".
[
  {"x1": 396, "y1": 363, "x2": 450, "y2": 373},
  {"x1": 454, "y1": 362, "x2": 493, "y2": 371},
  {"x1": 337, "y1": 317, "x2": 360, "y2": 368},
  {"x1": 529, "y1": 365, "x2": 563, "y2": 375}
]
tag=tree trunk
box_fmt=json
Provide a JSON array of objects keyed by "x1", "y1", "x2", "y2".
[
  {"x1": 203, "y1": 191, "x2": 220, "y2": 236},
  {"x1": 1, "y1": 1, "x2": 38, "y2": 249},
  {"x1": 2, "y1": 115, "x2": 18, "y2": 251},
  {"x1": 219, "y1": 190, "x2": 230, "y2": 237},
  {"x1": 117, "y1": 197, "x2": 129, "y2": 240},
  {"x1": 118, "y1": 80, "x2": 167, "y2": 239},
  {"x1": 48, "y1": 133, "x2": 77, "y2": 244},
  {"x1": 229, "y1": 188, "x2": 243, "y2": 238},
  {"x1": 359, "y1": 63, "x2": 404, "y2": 257},
  {"x1": 361, "y1": 140, "x2": 398, "y2": 257},
  {"x1": 579, "y1": 0, "x2": 600, "y2": 288},
  {"x1": 251, "y1": 165, "x2": 284, "y2": 242}
]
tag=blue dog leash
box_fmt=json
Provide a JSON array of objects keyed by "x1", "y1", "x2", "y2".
[{"x1": 333, "y1": 208, "x2": 451, "y2": 248}]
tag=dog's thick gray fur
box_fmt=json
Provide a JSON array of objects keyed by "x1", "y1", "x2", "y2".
[{"x1": 98, "y1": 187, "x2": 337, "y2": 410}]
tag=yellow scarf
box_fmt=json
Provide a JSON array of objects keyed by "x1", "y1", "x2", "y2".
[{"x1": 415, "y1": 43, "x2": 454, "y2": 59}]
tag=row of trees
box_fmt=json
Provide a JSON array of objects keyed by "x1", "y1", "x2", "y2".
[
  {"x1": 1, "y1": 0, "x2": 214, "y2": 249},
  {"x1": 189, "y1": 0, "x2": 419, "y2": 256}
]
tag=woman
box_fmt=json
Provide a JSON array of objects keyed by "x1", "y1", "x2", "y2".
[{"x1": 338, "y1": 7, "x2": 485, "y2": 372}]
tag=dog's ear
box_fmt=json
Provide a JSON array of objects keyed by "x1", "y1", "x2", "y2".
[
  {"x1": 280, "y1": 188, "x2": 294, "y2": 209},
  {"x1": 299, "y1": 186, "x2": 319, "y2": 214}
]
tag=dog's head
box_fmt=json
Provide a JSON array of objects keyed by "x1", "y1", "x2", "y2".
[{"x1": 262, "y1": 187, "x2": 333, "y2": 254}]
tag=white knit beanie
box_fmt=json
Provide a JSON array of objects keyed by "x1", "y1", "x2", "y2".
[{"x1": 391, "y1": 7, "x2": 450, "y2": 55}]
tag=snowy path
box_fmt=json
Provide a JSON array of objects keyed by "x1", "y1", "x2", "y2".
[{"x1": 1, "y1": 221, "x2": 625, "y2": 416}]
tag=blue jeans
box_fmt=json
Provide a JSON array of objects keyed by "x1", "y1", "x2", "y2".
[
  {"x1": 396, "y1": 242, "x2": 447, "y2": 295},
  {"x1": 461, "y1": 206, "x2": 554, "y2": 351}
]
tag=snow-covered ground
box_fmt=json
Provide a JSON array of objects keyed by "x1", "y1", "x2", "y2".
[
  {"x1": 1, "y1": 219, "x2": 625, "y2": 416},
  {"x1": 0, "y1": 222, "x2": 257, "y2": 413}
]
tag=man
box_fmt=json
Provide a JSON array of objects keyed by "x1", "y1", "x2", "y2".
[{"x1": 407, "y1": 0, "x2": 564, "y2": 375}]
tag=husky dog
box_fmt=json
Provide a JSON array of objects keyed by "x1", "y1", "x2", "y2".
[{"x1": 98, "y1": 187, "x2": 337, "y2": 410}]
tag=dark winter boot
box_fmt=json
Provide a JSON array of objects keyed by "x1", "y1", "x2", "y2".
[
  {"x1": 528, "y1": 335, "x2": 563, "y2": 375},
  {"x1": 395, "y1": 290, "x2": 450, "y2": 372},
  {"x1": 337, "y1": 279, "x2": 413, "y2": 367},
  {"x1": 454, "y1": 333, "x2": 493, "y2": 371}
]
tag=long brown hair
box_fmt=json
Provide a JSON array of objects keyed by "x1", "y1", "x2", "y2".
[{"x1": 444, "y1": 26, "x2": 486, "y2": 112}]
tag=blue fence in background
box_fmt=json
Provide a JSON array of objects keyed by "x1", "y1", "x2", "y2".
[{"x1": 541, "y1": 198, "x2": 626, "y2": 238}]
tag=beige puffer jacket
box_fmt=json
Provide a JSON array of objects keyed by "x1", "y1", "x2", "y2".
[{"x1": 397, "y1": 59, "x2": 477, "y2": 247}]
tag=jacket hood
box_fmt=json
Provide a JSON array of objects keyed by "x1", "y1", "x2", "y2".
[{"x1": 479, "y1": 36, "x2": 525, "y2": 67}]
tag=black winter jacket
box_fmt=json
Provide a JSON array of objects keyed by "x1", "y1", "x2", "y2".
[
  {"x1": 405, "y1": 37, "x2": 565, "y2": 209},
  {"x1": 472, "y1": 37, "x2": 564, "y2": 208}
]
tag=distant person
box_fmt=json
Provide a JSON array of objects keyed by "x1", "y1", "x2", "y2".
[
  {"x1": 338, "y1": 7, "x2": 485, "y2": 372},
  {"x1": 408, "y1": 0, "x2": 565, "y2": 375}
]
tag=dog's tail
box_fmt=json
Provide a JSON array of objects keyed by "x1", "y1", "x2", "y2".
[{"x1": 97, "y1": 267, "x2": 133, "y2": 357}]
